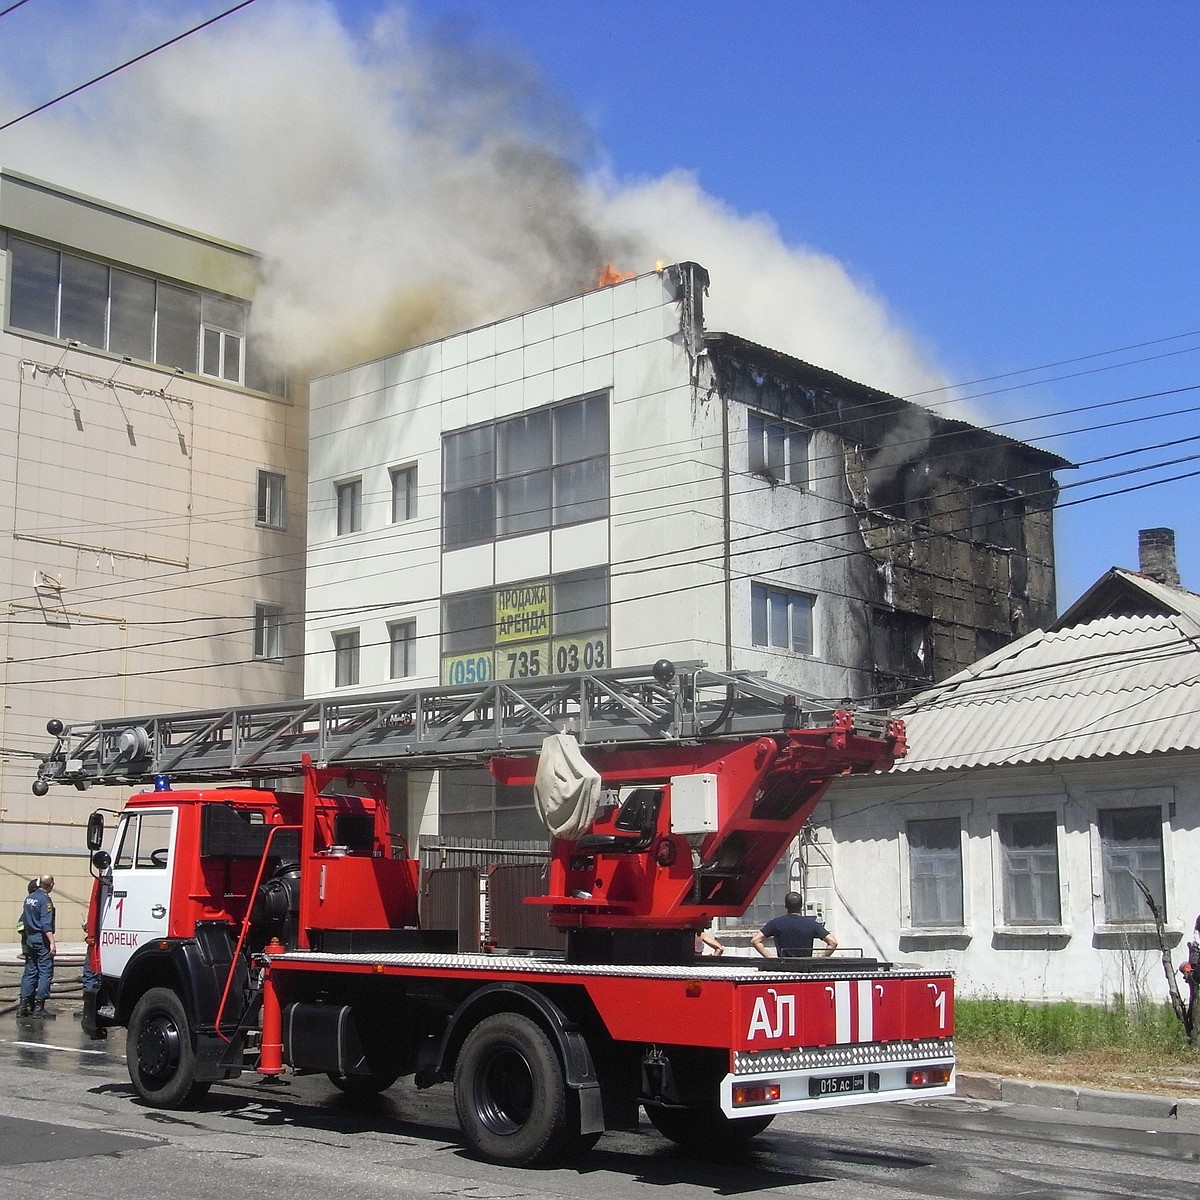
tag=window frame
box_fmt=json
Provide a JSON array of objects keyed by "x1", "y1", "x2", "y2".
[
  {"x1": 1091, "y1": 792, "x2": 1172, "y2": 930},
  {"x1": 333, "y1": 629, "x2": 361, "y2": 688},
  {"x1": 994, "y1": 809, "x2": 1066, "y2": 932},
  {"x1": 750, "y1": 582, "x2": 815, "y2": 657},
  {"x1": 748, "y1": 412, "x2": 811, "y2": 489},
  {"x1": 442, "y1": 393, "x2": 609, "y2": 550},
  {"x1": 900, "y1": 812, "x2": 967, "y2": 933},
  {"x1": 5, "y1": 236, "x2": 267, "y2": 390},
  {"x1": 335, "y1": 478, "x2": 363, "y2": 536},
  {"x1": 253, "y1": 602, "x2": 284, "y2": 661},
  {"x1": 256, "y1": 470, "x2": 287, "y2": 530},
  {"x1": 390, "y1": 464, "x2": 417, "y2": 524},
  {"x1": 388, "y1": 620, "x2": 416, "y2": 680}
]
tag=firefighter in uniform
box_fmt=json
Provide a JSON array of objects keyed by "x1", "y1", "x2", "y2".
[{"x1": 18, "y1": 874, "x2": 57, "y2": 1018}]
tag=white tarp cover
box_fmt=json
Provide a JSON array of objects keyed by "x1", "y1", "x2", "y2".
[{"x1": 533, "y1": 733, "x2": 601, "y2": 840}]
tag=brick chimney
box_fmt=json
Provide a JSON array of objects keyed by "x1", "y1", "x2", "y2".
[{"x1": 1138, "y1": 527, "x2": 1181, "y2": 587}]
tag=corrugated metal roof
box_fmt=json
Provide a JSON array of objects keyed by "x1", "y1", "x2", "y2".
[{"x1": 893, "y1": 613, "x2": 1200, "y2": 773}]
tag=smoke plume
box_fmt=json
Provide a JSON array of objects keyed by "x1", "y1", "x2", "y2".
[{"x1": 0, "y1": 0, "x2": 949, "y2": 394}]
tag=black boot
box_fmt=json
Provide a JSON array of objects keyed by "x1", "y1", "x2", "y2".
[
  {"x1": 17, "y1": 997, "x2": 32, "y2": 1018},
  {"x1": 33, "y1": 999, "x2": 55, "y2": 1019}
]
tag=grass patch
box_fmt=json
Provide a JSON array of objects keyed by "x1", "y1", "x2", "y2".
[
  {"x1": 955, "y1": 997, "x2": 1200, "y2": 1093},
  {"x1": 957, "y1": 997, "x2": 1189, "y2": 1056}
]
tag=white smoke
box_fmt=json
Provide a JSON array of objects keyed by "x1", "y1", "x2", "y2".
[{"x1": 0, "y1": 0, "x2": 950, "y2": 393}]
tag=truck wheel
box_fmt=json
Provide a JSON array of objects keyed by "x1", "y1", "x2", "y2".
[
  {"x1": 645, "y1": 1103, "x2": 773, "y2": 1151},
  {"x1": 127, "y1": 987, "x2": 211, "y2": 1108},
  {"x1": 454, "y1": 1012, "x2": 581, "y2": 1167}
]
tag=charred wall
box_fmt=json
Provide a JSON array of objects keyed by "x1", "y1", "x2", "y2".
[{"x1": 706, "y1": 335, "x2": 1065, "y2": 705}]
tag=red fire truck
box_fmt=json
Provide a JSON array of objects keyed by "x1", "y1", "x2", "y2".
[{"x1": 35, "y1": 661, "x2": 954, "y2": 1167}]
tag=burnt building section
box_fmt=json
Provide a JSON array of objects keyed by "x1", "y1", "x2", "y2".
[{"x1": 705, "y1": 334, "x2": 1068, "y2": 707}]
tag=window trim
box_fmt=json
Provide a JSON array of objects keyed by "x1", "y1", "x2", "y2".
[
  {"x1": 441, "y1": 392, "x2": 609, "y2": 550},
  {"x1": 748, "y1": 411, "x2": 811, "y2": 489},
  {"x1": 6, "y1": 236, "x2": 260, "y2": 389},
  {"x1": 898, "y1": 806, "x2": 969, "y2": 935},
  {"x1": 335, "y1": 477, "x2": 363, "y2": 536},
  {"x1": 256, "y1": 470, "x2": 287, "y2": 530},
  {"x1": 989, "y1": 803, "x2": 1069, "y2": 936},
  {"x1": 1089, "y1": 789, "x2": 1174, "y2": 931},
  {"x1": 332, "y1": 628, "x2": 361, "y2": 688},
  {"x1": 390, "y1": 464, "x2": 417, "y2": 524},
  {"x1": 388, "y1": 619, "x2": 416, "y2": 680},
  {"x1": 750, "y1": 582, "x2": 816, "y2": 657},
  {"x1": 253, "y1": 602, "x2": 284, "y2": 661}
]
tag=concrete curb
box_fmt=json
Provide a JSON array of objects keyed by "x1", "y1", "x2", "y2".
[{"x1": 957, "y1": 1071, "x2": 1200, "y2": 1124}]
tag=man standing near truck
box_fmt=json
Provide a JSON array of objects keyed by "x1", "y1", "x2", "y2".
[
  {"x1": 751, "y1": 891, "x2": 838, "y2": 959},
  {"x1": 18, "y1": 874, "x2": 57, "y2": 1018}
]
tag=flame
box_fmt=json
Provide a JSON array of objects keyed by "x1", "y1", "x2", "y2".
[{"x1": 596, "y1": 263, "x2": 635, "y2": 288}]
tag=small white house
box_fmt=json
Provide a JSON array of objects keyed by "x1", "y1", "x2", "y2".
[{"x1": 821, "y1": 539, "x2": 1200, "y2": 1004}]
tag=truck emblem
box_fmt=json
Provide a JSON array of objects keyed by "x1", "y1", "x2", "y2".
[{"x1": 747, "y1": 988, "x2": 796, "y2": 1040}]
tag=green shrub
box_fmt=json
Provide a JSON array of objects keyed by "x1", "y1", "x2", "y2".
[{"x1": 956, "y1": 997, "x2": 1191, "y2": 1056}]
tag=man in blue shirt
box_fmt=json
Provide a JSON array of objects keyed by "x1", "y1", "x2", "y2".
[
  {"x1": 751, "y1": 891, "x2": 838, "y2": 959},
  {"x1": 18, "y1": 874, "x2": 57, "y2": 1018}
]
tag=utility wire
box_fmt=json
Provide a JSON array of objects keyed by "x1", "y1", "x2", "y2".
[
  {"x1": 0, "y1": 0, "x2": 33, "y2": 18},
  {"x1": 0, "y1": 1, "x2": 259, "y2": 134}
]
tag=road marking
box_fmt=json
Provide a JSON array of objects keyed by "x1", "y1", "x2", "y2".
[{"x1": 7, "y1": 1040, "x2": 108, "y2": 1055}]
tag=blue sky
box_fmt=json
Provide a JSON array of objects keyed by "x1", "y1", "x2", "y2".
[{"x1": 2, "y1": 1, "x2": 1197, "y2": 605}]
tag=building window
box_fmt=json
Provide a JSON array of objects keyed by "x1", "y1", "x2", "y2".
[
  {"x1": 999, "y1": 812, "x2": 1061, "y2": 926},
  {"x1": 442, "y1": 393, "x2": 608, "y2": 549},
  {"x1": 1099, "y1": 807, "x2": 1165, "y2": 923},
  {"x1": 336, "y1": 479, "x2": 362, "y2": 535},
  {"x1": 749, "y1": 413, "x2": 810, "y2": 488},
  {"x1": 389, "y1": 621, "x2": 416, "y2": 679},
  {"x1": 253, "y1": 603, "x2": 284, "y2": 661},
  {"x1": 5, "y1": 237, "x2": 267, "y2": 389},
  {"x1": 333, "y1": 629, "x2": 360, "y2": 688},
  {"x1": 871, "y1": 608, "x2": 932, "y2": 705},
  {"x1": 751, "y1": 583, "x2": 814, "y2": 656},
  {"x1": 439, "y1": 766, "x2": 543, "y2": 840},
  {"x1": 441, "y1": 569, "x2": 609, "y2": 685},
  {"x1": 256, "y1": 470, "x2": 286, "y2": 529},
  {"x1": 907, "y1": 817, "x2": 963, "y2": 927},
  {"x1": 200, "y1": 294, "x2": 245, "y2": 384},
  {"x1": 390, "y1": 465, "x2": 417, "y2": 523}
]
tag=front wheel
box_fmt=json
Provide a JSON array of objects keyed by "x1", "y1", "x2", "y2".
[
  {"x1": 454, "y1": 1012, "x2": 583, "y2": 1167},
  {"x1": 127, "y1": 987, "x2": 211, "y2": 1108},
  {"x1": 645, "y1": 1103, "x2": 773, "y2": 1152}
]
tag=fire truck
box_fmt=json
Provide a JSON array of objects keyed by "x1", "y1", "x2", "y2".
[{"x1": 35, "y1": 661, "x2": 954, "y2": 1167}]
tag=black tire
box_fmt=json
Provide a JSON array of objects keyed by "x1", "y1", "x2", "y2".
[
  {"x1": 454, "y1": 1012, "x2": 583, "y2": 1167},
  {"x1": 645, "y1": 1103, "x2": 773, "y2": 1151},
  {"x1": 327, "y1": 1070, "x2": 400, "y2": 1098},
  {"x1": 126, "y1": 986, "x2": 211, "y2": 1108}
]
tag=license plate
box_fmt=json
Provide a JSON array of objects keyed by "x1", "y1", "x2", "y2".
[{"x1": 808, "y1": 1072, "x2": 865, "y2": 1098}]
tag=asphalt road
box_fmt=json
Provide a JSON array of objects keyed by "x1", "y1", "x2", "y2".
[{"x1": 0, "y1": 1003, "x2": 1196, "y2": 1200}]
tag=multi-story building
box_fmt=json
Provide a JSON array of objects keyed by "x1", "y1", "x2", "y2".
[
  {"x1": 0, "y1": 172, "x2": 306, "y2": 927},
  {"x1": 305, "y1": 262, "x2": 1067, "y2": 913}
]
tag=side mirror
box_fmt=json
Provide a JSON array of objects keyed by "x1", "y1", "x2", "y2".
[
  {"x1": 91, "y1": 850, "x2": 111, "y2": 873},
  {"x1": 86, "y1": 811, "x2": 105, "y2": 852}
]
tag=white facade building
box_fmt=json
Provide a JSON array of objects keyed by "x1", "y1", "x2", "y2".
[{"x1": 305, "y1": 263, "x2": 1065, "y2": 919}]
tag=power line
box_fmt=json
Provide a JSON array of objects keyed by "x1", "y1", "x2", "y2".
[
  {"x1": 0, "y1": 0, "x2": 34, "y2": 19},
  {"x1": 0, "y1": 1, "x2": 260, "y2": 134}
]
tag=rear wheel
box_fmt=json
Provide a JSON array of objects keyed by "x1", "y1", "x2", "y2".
[
  {"x1": 454, "y1": 1012, "x2": 585, "y2": 1166},
  {"x1": 645, "y1": 1103, "x2": 773, "y2": 1151},
  {"x1": 127, "y1": 987, "x2": 211, "y2": 1108}
]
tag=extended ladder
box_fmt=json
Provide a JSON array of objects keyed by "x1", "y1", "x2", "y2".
[{"x1": 34, "y1": 661, "x2": 893, "y2": 789}]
